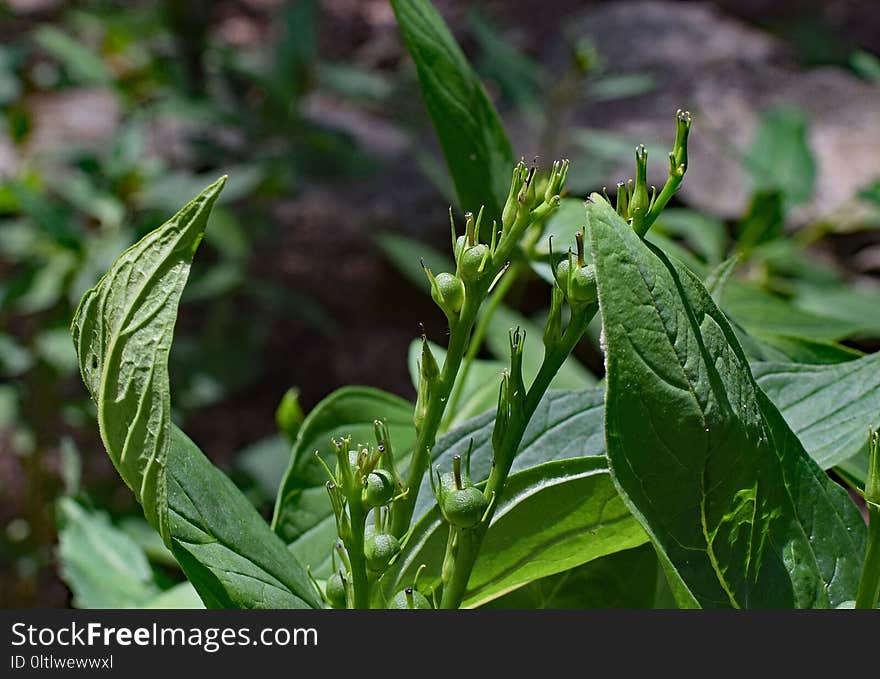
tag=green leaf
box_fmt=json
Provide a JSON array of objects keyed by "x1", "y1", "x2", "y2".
[
  {"x1": 272, "y1": 387, "x2": 416, "y2": 550},
  {"x1": 736, "y1": 190, "x2": 785, "y2": 254},
  {"x1": 165, "y1": 426, "x2": 321, "y2": 609},
  {"x1": 722, "y1": 280, "x2": 863, "y2": 343},
  {"x1": 385, "y1": 389, "x2": 647, "y2": 607},
  {"x1": 791, "y1": 283, "x2": 880, "y2": 339},
  {"x1": 72, "y1": 177, "x2": 226, "y2": 536},
  {"x1": 57, "y1": 498, "x2": 204, "y2": 609},
  {"x1": 57, "y1": 498, "x2": 161, "y2": 609},
  {"x1": 34, "y1": 26, "x2": 113, "y2": 86},
  {"x1": 745, "y1": 332, "x2": 862, "y2": 365},
  {"x1": 744, "y1": 106, "x2": 815, "y2": 206},
  {"x1": 482, "y1": 544, "x2": 661, "y2": 609},
  {"x1": 391, "y1": 0, "x2": 513, "y2": 218},
  {"x1": 752, "y1": 353, "x2": 880, "y2": 472},
  {"x1": 71, "y1": 178, "x2": 321, "y2": 609},
  {"x1": 589, "y1": 195, "x2": 865, "y2": 608},
  {"x1": 653, "y1": 208, "x2": 726, "y2": 265}
]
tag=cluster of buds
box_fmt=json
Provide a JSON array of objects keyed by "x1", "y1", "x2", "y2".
[
  {"x1": 492, "y1": 328, "x2": 526, "y2": 458},
  {"x1": 430, "y1": 444, "x2": 490, "y2": 530},
  {"x1": 607, "y1": 109, "x2": 691, "y2": 236},
  {"x1": 316, "y1": 420, "x2": 407, "y2": 607},
  {"x1": 423, "y1": 158, "x2": 570, "y2": 321},
  {"x1": 413, "y1": 333, "x2": 440, "y2": 434}
]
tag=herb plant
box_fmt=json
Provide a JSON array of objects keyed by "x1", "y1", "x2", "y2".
[{"x1": 69, "y1": 0, "x2": 880, "y2": 609}]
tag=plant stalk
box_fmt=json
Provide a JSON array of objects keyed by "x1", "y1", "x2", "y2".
[
  {"x1": 346, "y1": 498, "x2": 370, "y2": 609},
  {"x1": 855, "y1": 431, "x2": 880, "y2": 609},
  {"x1": 439, "y1": 306, "x2": 595, "y2": 608}
]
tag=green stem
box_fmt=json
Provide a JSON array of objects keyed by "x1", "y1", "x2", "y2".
[
  {"x1": 855, "y1": 509, "x2": 880, "y2": 609},
  {"x1": 391, "y1": 293, "x2": 483, "y2": 537},
  {"x1": 443, "y1": 261, "x2": 523, "y2": 430},
  {"x1": 392, "y1": 209, "x2": 546, "y2": 537},
  {"x1": 439, "y1": 306, "x2": 595, "y2": 609},
  {"x1": 636, "y1": 173, "x2": 683, "y2": 237},
  {"x1": 346, "y1": 500, "x2": 370, "y2": 609},
  {"x1": 856, "y1": 432, "x2": 880, "y2": 609}
]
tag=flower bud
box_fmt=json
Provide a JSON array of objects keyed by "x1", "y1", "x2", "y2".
[
  {"x1": 363, "y1": 469, "x2": 395, "y2": 508},
  {"x1": 364, "y1": 532, "x2": 401, "y2": 573},
  {"x1": 390, "y1": 586, "x2": 432, "y2": 610},
  {"x1": 325, "y1": 571, "x2": 347, "y2": 609}
]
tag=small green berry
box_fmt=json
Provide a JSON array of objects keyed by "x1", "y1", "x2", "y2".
[
  {"x1": 459, "y1": 244, "x2": 489, "y2": 282},
  {"x1": 364, "y1": 533, "x2": 400, "y2": 573},
  {"x1": 390, "y1": 586, "x2": 432, "y2": 609},
  {"x1": 325, "y1": 571, "x2": 347, "y2": 609},
  {"x1": 432, "y1": 272, "x2": 465, "y2": 314},
  {"x1": 441, "y1": 486, "x2": 488, "y2": 529},
  {"x1": 363, "y1": 469, "x2": 395, "y2": 508}
]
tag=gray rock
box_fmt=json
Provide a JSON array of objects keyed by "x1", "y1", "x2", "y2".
[{"x1": 540, "y1": 1, "x2": 880, "y2": 222}]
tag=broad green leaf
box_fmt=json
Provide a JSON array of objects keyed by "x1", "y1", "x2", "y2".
[
  {"x1": 165, "y1": 426, "x2": 321, "y2": 609},
  {"x1": 589, "y1": 196, "x2": 865, "y2": 608},
  {"x1": 385, "y1": 389, "x2": 647, "y2": 607},
  {"x1": 71, "y1": 178, "x2": 321, "y2": 609},
  {"x1": 722, "y1": 280, "x2": 862, "y2": 342},
  {"x1": 57, "y1": 498, "x2": 162, "y2": 609},
  {"x1": 792, "y1": 283, "x2": 880, "y2": 339},
  {"x1": 57, "y1": 498, "x2": 204, "y2": 609},
  {"x1": 482, "y1": 544, "x2": 660, "y2": 609},
  {"x1": 272, "y1": 387, "x2": 416, "y2": 550},
  {"x1": 745, "y1": 332, "x2": 862, "y2": 365},
  {"x1": 72, "y1": 177, "x2": 227, "y2": 536},
  {"x1": 653, "y1": 208, "x2": 726, "y2": 265},
  {"x1": 752, "y1": 353, "x2": 880, "y2": 472},
  {"x1": 391, "y1": 0, "x2": 513, "y2": 218}
]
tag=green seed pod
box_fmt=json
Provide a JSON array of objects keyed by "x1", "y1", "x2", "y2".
[
  {"x1": 441, "y1": 486, "x2": 488, "y2": 529},
  {"x1": 325, "y1": 571, "x2": 347, "y2": 609},
  {"x1": 568, "y1": 265, "x2": 596, "y2": 304},
  {"x1": 389, "y1": 586, "x2": 432, "y2": 610},
  {"x1": 459, "y1": 243, "x2": 489, "y2": 282},
  {"x1": 434, "y1": 453, "x2": 488, "y2": 529},
  {"x1": 363, "y1": 469, "x2": 395, "y2": 508},
  {"x1": 431, "y1": 272, "x2": 465, "y2": 314},
  {"x1": 554, "y1": 232, "x2": 596, "y2": 306},
  {"x1": 364, "y1": 533, "x2": 401, "y2": 573}
]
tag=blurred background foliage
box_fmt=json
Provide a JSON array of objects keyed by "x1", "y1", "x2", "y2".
[{"x1": 1, "y1": 0, "x2": 879, "y2": 607}]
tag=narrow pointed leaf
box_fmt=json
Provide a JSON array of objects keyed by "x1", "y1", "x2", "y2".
[
  {"x1": 391, "y1": 0, "x2": 513, "y2": 218},
  {"x1": 71, "y1": 179, "x2": 321, "y2": 609}
]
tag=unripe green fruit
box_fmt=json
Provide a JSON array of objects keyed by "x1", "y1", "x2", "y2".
[
  {"x1": 432, "y1": 272, "x2": 465, "y2": 314},
  {"x1": 364, "y1": 469, "x2": 395, "y2": 507},
  {"x1": 556, "y1": 259, "x2": 596, "y2": 305},
  {"x1": 454, "y1": 235, "x2": 467, "y2": 261},
  {"x1": 459, "y1": 244, "x2": 489, "y2": 282},
  {"x1": 325, "y1": 571, "x2": 347, "y2": 609},
  {"x1": 364, "y1": 533, "x2": 400, "y2": 572},
  {"x1": 568, "y1": 265, "x2": 596, "y2": 304},
  {"x1": 390, "y1": 587, "x2": 432, "y2": 609},
  {"x1": 441, "y1": 486, "x2": 488, "y2": 529}
]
